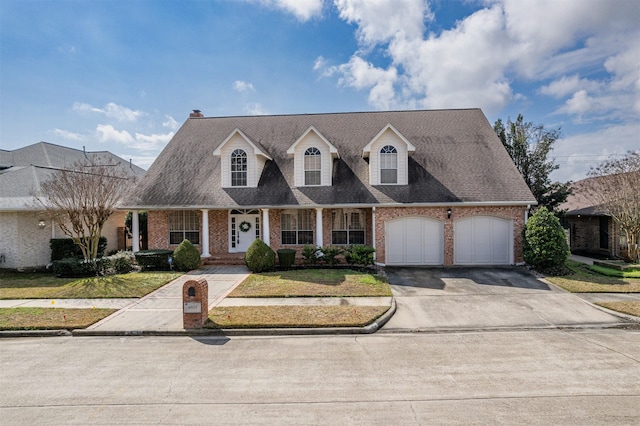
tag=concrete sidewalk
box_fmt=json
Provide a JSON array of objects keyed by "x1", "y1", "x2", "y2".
[{"x1": 86, "y1": 265, "x2": 250, "y2": 332}]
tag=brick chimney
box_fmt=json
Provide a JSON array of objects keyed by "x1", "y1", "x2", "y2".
[{"x1": 189, "y1": 109, "x2": 204, "y2": 118}]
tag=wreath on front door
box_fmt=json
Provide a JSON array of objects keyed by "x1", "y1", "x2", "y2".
[{"x1": 239, "y1": 220, "x2": 252, "y2": 233}]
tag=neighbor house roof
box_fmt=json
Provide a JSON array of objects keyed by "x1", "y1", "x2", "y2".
[
  {"x1": 122, "y1": 109, "x2": 536, "y2": 209},
  {"x1": 0, "y1": 142, "x2": 145, "y2": 211}
]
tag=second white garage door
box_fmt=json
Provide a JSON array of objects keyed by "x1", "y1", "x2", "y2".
[
  {"x1": 385, "y1": 217, "x2": 444, "y2": 265},
  {"x1": 454, "y1": 216, "x2": 513, "y2": 265}
]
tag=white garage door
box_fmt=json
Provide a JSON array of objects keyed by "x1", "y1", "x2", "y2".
[
  {"x1": 454, "y1": 216, "x2": 513, "y2": 265},
  {"x1": 386, "y1": 217, "x2": 444, "y2": 265}
]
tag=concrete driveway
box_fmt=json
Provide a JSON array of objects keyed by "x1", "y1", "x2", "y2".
[{"x1": 382, "y1": 267, "x2": 630, "y2": 332}]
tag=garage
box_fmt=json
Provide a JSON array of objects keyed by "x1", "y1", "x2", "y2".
[
  {"x1": 454, "y1": 216, "x2": 513, "y2": 265},
  {"x1": 385, "y1": 217, "x2": 444, "y2": 265}
]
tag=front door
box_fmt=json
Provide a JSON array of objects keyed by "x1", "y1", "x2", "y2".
[{"x1": 231, "y1": 213, "x2": 260, "y2": 252}]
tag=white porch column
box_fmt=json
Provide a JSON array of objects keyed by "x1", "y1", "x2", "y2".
[
  {"x1": 315, "y1": 208, "x2": 323, "y2": 247},
  {"x1": 131, "y1": 210, "x2": 140, "y2": 253},
  {"x1": 262, "y1": 209, "x2": 270, "y2": 246},
  {"x1": 201, "y1": 209, "x2": 210, "y2": 257}
]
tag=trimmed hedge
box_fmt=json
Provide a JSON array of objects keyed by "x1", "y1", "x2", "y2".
[
  {"x1": 344, "y1": 245, "x2": 375, "y2": 266},
  {"x1": 523, "y1": 207, "x2": 569, "y2": 270},
  {"x1": 134, "y1": 249, "x2": 174, "y2": 271},
  {"x1": 51, "y1": 257, "x2": 110, "y2": 277},
  {"x1": 50, "y1": 237, "x2": 107, "y2": 261},
  {"x1": 244, "y1": 239, "x2": 275, "y2": 272},
  {"x1": 172, "y1": 239, "x2": 201, "y2": 271},
  {"x1": 277, "y1": 249, "x2": 297, "y2": 268}
]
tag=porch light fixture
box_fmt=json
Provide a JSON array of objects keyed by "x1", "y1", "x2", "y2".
[
  {"x1": 446, "y1": 208, "x2": 452, "y2": 219},
  {"x1": 38, "y1": 219, "x2": 46, "y2": 229}
]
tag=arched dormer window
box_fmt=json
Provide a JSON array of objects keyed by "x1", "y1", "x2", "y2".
[
  {"x1": 231, "y1": 149, "x2": 247, "y2": 187},
  {"x1": 304, "y1": 147, "x2": 322, "y2": 185},
  {"x1": 380, "y1": 145, "x2": 398, "y2": 184}
]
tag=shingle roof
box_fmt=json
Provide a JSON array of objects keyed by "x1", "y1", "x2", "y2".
[
  {"x1": 122, "y1": 109, "x2": 536, "y2": 209},
  {"x1": 0, "y1": 142, "x2": 145, "y2": 211}
]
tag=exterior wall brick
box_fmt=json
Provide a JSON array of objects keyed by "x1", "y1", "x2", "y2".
[
  {"x1": 374, "y1": 205, "x2": 526, "y2": 266},
  {"x1": 567, "y1": 216, "x2": 621, "y2": 257},
  {"x1": 208, "y1": 210, "x2": 228, "y2": 253}
]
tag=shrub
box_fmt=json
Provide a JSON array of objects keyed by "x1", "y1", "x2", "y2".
[
  {"x1": 344, "y1": 245, "x2": 375, "y2": 266},
  {"x1": 523, "y1": 207, "x2": 569, "y2": 271},
  {"x1": 320, "y1": 246, "x2": 343, "y2": 266},
  {"x1": 109, "y1": 251, "x2": 135, "y2": 274},
  {"x1": 301, "y1": 245, "x2": 322, "y2": 265},
  {"x1": 172, "y1": 239, "x2": 202, "y2": 271},
  {"x1": 277, "y1": 249, "x2": 297, "y2": 268},
  {"x1": 50, "y1": 237, "x2": 107, "y2": 261},
  {"x1": 244, "y1": 239, "x2": 275, "y2": 273},
  {"x1": 51, "y1": 257, "x2": 110, "y2": 277},
  {"x1": 134, "y1": 249, "x2": 173, "y2": 271}
]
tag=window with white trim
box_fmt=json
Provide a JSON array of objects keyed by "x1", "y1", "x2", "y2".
[
  {"x1": 281, "y1": 210, "x2": 314, "y2": 245},
  {"x1": 380, "y1": 145, "x2": 398, "y2": 184},
  {"x1": 169, "y1": 211, "x2": 200, "y2": 245},
  {"x1": 304, "y1": 147, "x2": 321, "y2": 185},
  {"x1": 231, "y1": 149, "x2": 247, "y2": 187},
  {"x1": 331, "y1": 209, "x2": 365, "y2": 245}
]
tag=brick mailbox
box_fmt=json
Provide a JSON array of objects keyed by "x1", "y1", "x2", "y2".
[{"x1": 182, "y1": 278, "x2": 209, "y2": 329}]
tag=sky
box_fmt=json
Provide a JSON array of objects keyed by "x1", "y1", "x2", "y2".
[{"x1": 1, "y1": 0, "x2": 638, "y2": 182}]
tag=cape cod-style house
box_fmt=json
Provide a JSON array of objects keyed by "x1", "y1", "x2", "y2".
[{"x1": 122, "y1": 109, "x2": 536, "y2": 266}]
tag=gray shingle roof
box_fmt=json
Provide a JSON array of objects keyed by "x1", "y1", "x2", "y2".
[
  {"x1": 122, "y1": 109, "x2": 536, "y2": 209},
  {"x1": 0, "y1": 142, "x2": 145, "y2": 211}
]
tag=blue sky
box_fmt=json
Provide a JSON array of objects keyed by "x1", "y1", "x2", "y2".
[{"x1": 1, "y1": 0, "x2": 638, "y2": 181}]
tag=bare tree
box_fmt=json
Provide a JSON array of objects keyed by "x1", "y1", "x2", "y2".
[
  {"x1": 586, "y1": 151, "x2": 640, "y2": 262},
  {"x1": 37, "y1": 160, "x2": 134, "y2": 260}
]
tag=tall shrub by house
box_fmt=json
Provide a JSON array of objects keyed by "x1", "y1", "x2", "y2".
[
  {"x1": 244, "y1": 239, "x2": 275, "y2": 273},
  {"x1": 172, "y1": 239, "x2": 202, "y2": 271},
  {"x1": 523, "y1": 207, "x2": 569, "y2": 271}
]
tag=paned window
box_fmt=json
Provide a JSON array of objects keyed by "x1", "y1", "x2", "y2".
[
  {"x1": 281, "y1": 210, "x2": 314, "y2": 245},
  {"x1": 231, "y1": 149, "x2": 247, "y2": 187},
  {"x1": 304, "y1": 147, "x2": 321, "y2": 185},
  {"x1": 169, "y1": 211, "x2": 200, "y2": 245},
  {"x1": 380, "y1": 145, "x2": 398, "y2": 184},
  {"x1": 331, "y1": 209, "x2": 365, "y2": 245}
]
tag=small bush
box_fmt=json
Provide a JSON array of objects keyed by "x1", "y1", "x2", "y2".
[
  {"x1": 320, "y1": 246, "x2": 343, "y2": 266},
  {"x1": 51, "y1": 257, "x2": 110, "y2": 277},
  {"x1": 523, "y1": 207, "x2": 569, "y2": 270},
  {"x1": 244, "y1": 239, "x2": 275, "y2": 273},
  {"x1": 135, "y1": 249, "x2": 173, "y2": 271},
  {"x1": 302, "y1": 245, "x2": 322, "y2": 265},
  {"x1": 50, "y1": 237, "x2": 107, "y2": 261},
  {"x1": 172, "y1": 239, "x2": 202, "y2": 271},
  {"x1": 109, "y1": 251, "x2": 135, "y2": 274},
  {"x1": 344, "y1": 245, "x2": 375, "y2": 266}
]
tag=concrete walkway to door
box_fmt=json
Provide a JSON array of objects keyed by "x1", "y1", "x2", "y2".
[
  {"x1": 86, "y1": 266, "x2": 250, "y2": 333},
  {"x1": 381, "y1": 267, "x2": 633, "y2": 332}
]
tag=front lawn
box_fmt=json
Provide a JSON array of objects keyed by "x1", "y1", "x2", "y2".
[
  {"x1": 0, "y1": 307, "x2": 115, "y2": 330},
  {"x1": 596, "y1": 302, "x2": 640, "y2": 317},
  {"x1": 228, "y1": 268, "x2": 391, "y2": 297},
  {"x1": 207, "y1": 305, "x2": 389, "y2": 328},
  {"x1": 546, "y1": 261, "x2": 640, "y2": 293},
  {"x1": 0, "y1": 271, "x2": 183, "y2": 299}
]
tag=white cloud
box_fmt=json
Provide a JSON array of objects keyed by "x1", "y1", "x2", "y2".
[
  {"x1": 133, "y1": 132, "x2": 174, "y2": 152},
  {"x1": 539, "y1": 75, "x2": 601, "y2": 99},
  {"x1": 162, "y1": 115, "x2": 179, "y2": 130},
  {"x1": 333, "y1": 56, "x2": 398, "y2": 109},
  {"x1": 51, "y1": 128, "x2": 85, "y2": 141},
  {"x1": 252, "y1": 0, "x2": 324, "y2": 21},
  {"x1": 96, "y1": 124, "x2": 134, "y2": 144},
  {"x1": 96, "y1": 124, "x2": 173, "y2": 153},
  {"x1": 245, "y1": 103, "x2": 269, "y2": 115},
  {"x1": 233, "y1": 80, "x2": 255, "y2": 92},
  {"x1": 74, "y1": 102, "x2": 144, "y2": 122}
]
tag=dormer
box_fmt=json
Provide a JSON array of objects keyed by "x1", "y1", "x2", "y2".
[
  {"x1": 213, "y1": 129, "x2": 272, "y2": 188},
  {"x1": 362, "y1": 124, "x2": 415, "y2": 185},
  {"x1": 287, "y1": 126, "x2": 339, "y2": 187}
]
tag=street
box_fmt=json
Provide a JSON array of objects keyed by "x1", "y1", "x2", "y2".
[{"x1": 1, "y1": 330, "x2": 639, "y2": 424}]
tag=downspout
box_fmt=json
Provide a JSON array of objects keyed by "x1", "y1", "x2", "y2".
[{"x1": 372, "y1": 206, "x2": 379, "y2": 265}]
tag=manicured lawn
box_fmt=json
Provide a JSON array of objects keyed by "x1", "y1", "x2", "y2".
[
  {"x1": 0, "y1": 307, "x2": 115, "y2": 330},
  {"x1": 547, "y1": 261, "x2": 640, "y2": 293},
  {"x1": 589, "y1": 264, "x2": 640, "y2": 278},
  {"x1": 228, "y1": 268, "x2": 392, "y2": 297},
  {"x1": 0, "y1": 271, "x2": 183, "y2": 299},
  {"x1": 207, "y1": 305, "x2": 389, "y2": 328},
  {"x1": 596, "y1": 302, "x2": 640, "y2": 318}
]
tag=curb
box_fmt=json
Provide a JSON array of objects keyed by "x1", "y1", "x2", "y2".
[
  {"x1": 0, "y1": 329, "x2": 72, "y2": 338},
  {"x1": 72, "y1": 299, "x2": 398, "y2": 337}
]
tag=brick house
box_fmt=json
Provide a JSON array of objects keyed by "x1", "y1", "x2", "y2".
[
  {"x1": 122, "y1": 109, "x2": 536, "y2": 266},
  {"x1": 0, "y1": 142, "x2": 145, "y2": 270}
]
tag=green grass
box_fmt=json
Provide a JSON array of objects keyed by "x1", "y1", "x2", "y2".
[
  {"x1": 0, "y1": 307, "x2": 115, "y2": 330},
  {"x1": 547, "y1": 261, "x2": 640, "y2": 293},
  {"x1": 228, "y1": 268, "x2": 391, "y2": 297},
  {"x1": 0, "y1": 270, "x2": 183, "y2": 299},
  {"x1": 588, "y1": 264, "x2": 640, "y2": 278},
  {"x1": 207, "y1": 305, "x2": 389, "y2": 328}
]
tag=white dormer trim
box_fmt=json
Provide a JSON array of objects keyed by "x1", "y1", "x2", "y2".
[
  {"x1": 287, "y1": 126, "x2": 339, "y2": 187},
  {"x1": 213, "y1": 128, "x2": 272, "y2": 160},
  {"x1": 213, "y1": 128, "x2": 272, "y2": 188},
  {"x1": 363, "y1": 124, "x2": 414, "y2": 185}
]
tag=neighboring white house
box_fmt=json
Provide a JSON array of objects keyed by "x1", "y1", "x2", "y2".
[{"x1": 0, "y1": 142, "x2": 145, "y2": 270}]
